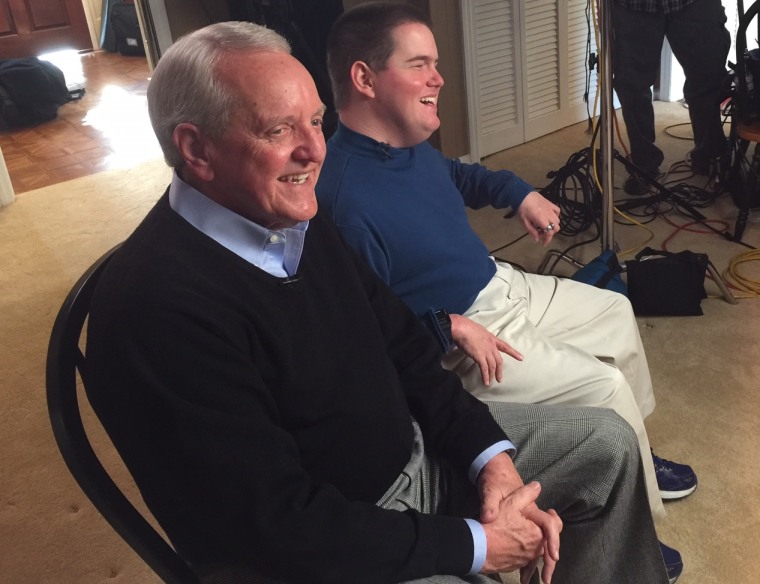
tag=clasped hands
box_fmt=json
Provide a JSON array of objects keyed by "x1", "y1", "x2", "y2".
[{"x1": 478, "y1": 453, "x2": 562, "y2": 584}]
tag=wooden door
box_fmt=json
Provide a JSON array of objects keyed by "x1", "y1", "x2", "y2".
[{"x1": 0, "y1": 0, "x2": 92, "y2": 59}]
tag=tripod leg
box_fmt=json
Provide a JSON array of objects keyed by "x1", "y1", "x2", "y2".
[{"x1": 613, "y1": 150, "x2": 707, "y2": 220}]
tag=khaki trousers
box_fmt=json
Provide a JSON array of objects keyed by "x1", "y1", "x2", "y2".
[{"x1": 442, "y1": 261, "x2": 664, "y2": 521}]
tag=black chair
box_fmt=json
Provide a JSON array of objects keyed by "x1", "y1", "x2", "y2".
[{"x1": 46, "y1": 244, "x2": 200, "y2": 584}]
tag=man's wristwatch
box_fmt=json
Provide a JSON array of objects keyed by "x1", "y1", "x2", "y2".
[{"x1": 434, "y1": 308, "x2": 452, "y2": 342}]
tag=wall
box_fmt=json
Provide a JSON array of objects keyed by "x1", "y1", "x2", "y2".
[
  {"x1": 0, "y1": 148, "x2": 13, "y2": 206},
  {"x1": 428, "y1": 0, "x2": 469, "y2": 158},
  {"x1": 163, "y1": 0, "x2": 228, "y2": 41},
  {"x1": 338, "y1": 0, "x2": 469, "y2": 157},
  {"x1": 81, "y1": 0, "x2": 102, "y2": 49}
]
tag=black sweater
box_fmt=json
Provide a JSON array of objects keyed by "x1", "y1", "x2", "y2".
[{"x1": 87, "y1": 193, "x2": 509, "y2": 583}]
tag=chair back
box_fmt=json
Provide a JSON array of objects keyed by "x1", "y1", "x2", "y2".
[{"x1": 46, "y1": 245, "x2": 200, "y2": 584}]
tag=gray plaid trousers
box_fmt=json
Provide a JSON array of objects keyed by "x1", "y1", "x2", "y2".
[{"x1": 200, "y1": 402, "x2": 667, "y2": 584}]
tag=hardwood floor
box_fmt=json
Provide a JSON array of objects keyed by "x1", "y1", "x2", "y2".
[{"x1": 0, "y1": 50, "x2": 160, "y2": 194}]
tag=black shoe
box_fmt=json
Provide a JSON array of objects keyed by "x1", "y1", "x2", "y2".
[
  {"x1": 623, "y1": 174, "x2": 652, "y2": 196},
  {"x1": 690, "y1": 148, "x2": 731, "y2": 184}
]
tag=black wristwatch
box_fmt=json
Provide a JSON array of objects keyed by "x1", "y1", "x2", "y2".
[{"x1": 425, "y1": 307, "x2": 453, "y2": 353}]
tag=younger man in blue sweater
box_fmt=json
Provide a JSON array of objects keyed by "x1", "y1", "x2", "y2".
[{"x1": 316, "y1": 4, "x2": 694, "y2": 581}]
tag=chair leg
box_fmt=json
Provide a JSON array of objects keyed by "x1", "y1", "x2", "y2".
[
  {"x1": 728, "y1": 138, "x2": 754, "y2": 242},
  {"x1": 735, "y1": 142, "x2": 760, "y2": 241},
  {"x1": 735, "y1": 207, "x2": 750, "y2": 242},
  {"x1": 536, "y1": 249, "x2": 585, "y2": 275}
]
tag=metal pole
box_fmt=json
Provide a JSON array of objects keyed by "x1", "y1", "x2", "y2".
[{"x1": 599, "y1": 0, "x2": 615, "y2": 252}]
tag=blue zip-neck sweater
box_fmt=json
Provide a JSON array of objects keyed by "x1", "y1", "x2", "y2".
[{"x1": 317, "y1": 122, "x2": 533, "y2": 317}]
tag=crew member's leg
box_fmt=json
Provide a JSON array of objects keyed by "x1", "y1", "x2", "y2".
[
  {"x1": 666, "y1": 0, "x2": 731, "y2": 169},
  {"x1": 612, "y1": 4, "x2": 667, "y2": 186}
]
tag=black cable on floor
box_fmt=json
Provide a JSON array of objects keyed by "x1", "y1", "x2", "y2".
[{"x1": 538, "y1": 146, "x2": 603, "y2": 237}]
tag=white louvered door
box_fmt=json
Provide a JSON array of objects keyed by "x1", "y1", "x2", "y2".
[
  {"x1": 461, "y1": 0, "x2": 524, "y2": 159},
  {"x1": 523, "y1": 0, "x2": 563, "y2": 141},
  {"x1": 461, "y1": 0, "x2": 599, "y2": 159}
]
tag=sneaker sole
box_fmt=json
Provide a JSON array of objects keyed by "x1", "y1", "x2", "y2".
[{"x1": 660, "y1": 483, "x2": 697, "y2": 500}]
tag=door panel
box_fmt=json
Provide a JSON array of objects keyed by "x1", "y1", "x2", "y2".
[
  {"x1": 461, "y1": 0, "x2": 525, "y2": 160},
  {"x1": 462, "y1": 0, "x2": 599, "y2": 158},
  {"x1": 0, "y1": 0, "x2": 92, "y2": 59}
]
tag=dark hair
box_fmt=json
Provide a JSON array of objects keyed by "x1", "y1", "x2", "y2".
[{"x1": 326, "y1": 1, "x2": 432, "y2": 110}]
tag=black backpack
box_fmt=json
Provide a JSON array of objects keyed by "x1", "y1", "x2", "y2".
[
  {"x1": 0, "y1": 58, "x2": 78, "y2": 130},
  {"x1": 110, "y1": 1, "x2": 145, "y2": 56}
]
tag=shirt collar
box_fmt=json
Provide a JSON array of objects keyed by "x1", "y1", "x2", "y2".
[{"x1": 168, "y1": 171, "x2": 308, "y2": 277}]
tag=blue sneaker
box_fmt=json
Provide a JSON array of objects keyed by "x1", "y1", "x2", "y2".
[
  {"x1": 659, "y1": 541, "x2": 683, "y2": 583},
  {"x1": 652, "y1": 451, "x2": 698, "y2": 500}
]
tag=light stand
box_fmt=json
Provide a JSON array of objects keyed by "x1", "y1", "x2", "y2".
[
  {"x1": 550, "y1": 0, "x2": 696, "y2": 253},
  {"x1": 599, "y1": 0, "x2": 616, "y2": 252},
  {"x1": 536, "y1": 0, "x2": 616, "y2": 274}
]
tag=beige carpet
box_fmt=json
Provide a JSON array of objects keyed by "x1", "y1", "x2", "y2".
[
  {"x1": 0, "y1": 158, "x2": 171, "y2": 584},
  {"x1": 1, "y1": 102, "x2": 758, "y2": 583}
]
